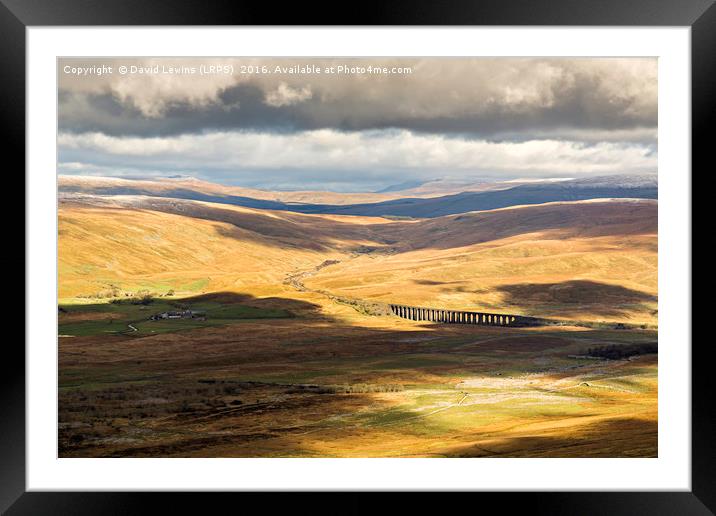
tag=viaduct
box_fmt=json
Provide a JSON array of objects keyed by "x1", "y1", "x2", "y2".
[{"x1": 388, "y1": 304, "x2": 543, "y2": 327}]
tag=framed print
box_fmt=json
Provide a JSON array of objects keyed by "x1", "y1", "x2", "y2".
[{"x1": 4, "y1": 0, "x2": 712, "y2": 513}]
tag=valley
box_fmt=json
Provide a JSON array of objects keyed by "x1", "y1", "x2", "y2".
[{"x1": 58, "y1": 177, "x2": 658, "y2": 457}]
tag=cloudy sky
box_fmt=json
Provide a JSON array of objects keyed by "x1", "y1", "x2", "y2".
[{"x1": 58, "y1": 57, "x2": 657, "y2": 192}]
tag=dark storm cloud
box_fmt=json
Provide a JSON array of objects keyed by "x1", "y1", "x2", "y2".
[
  {"x1": 57, "y1": 58, "x2": 658, "y2": 190},
  {"x1": 58, "y1": 81, "x2": 656, "y2": 141},
  {"x1": 59, "y1": 85, "x2": 310, "y2": 136},
  {"x1": 58, "y1": 57, "x2": 657, "y2": 141}
]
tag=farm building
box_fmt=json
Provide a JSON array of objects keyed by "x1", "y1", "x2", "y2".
[{"x1": 150, "y1": 310, "x2": 206, "y2": 321}]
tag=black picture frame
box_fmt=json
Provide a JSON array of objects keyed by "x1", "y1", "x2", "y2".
[{"x1": 3, "y1": 0, "x2": 710, "y2": 513}]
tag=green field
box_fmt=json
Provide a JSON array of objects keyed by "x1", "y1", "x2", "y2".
[{"x1": 58, "y1": 296, "x2": 292, "y2": 337}]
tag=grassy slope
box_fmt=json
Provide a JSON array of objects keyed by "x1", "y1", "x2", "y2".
[
  {"x1": 59, "y1": 316, "x2": 657, "y2": 458},
  {"x1": 310, "y1": 200, "x2": 658, "y2": 324},
  {"x1": 58, "y1": 175, "x2": 656, "y2": 218},
  {"x1": 58, "y1": 196, "x2": 658, "y2": 458},
  {"x1": 59, "y1": 298, "x2": 291, "y2": 337},
  {"x1": 59, "y1": 198, "x2": 657, "y2": 324},
  {"x1": 58, "y1": 175, "x2": 520, "y2": 205},
  {"x1": 58, "y1": 205, "x2": 335, "y2": 299}
]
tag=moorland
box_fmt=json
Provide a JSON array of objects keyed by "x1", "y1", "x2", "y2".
[{"x1": 58, "y1": 175, "x2": 658, "y2": 457}]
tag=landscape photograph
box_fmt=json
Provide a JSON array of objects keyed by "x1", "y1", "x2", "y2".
[{"x1": 57, "y1": 57, "x2": 658, "y2": 458}]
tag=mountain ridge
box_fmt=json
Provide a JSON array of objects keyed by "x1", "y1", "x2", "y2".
[{"x1": 59, "y1": 174, "x2": 657, "y2": 218}]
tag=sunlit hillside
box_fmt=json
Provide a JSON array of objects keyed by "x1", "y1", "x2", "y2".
[
  {"x1": 59, "y1": 195, "x2": 656, "y2": 325},
  {"x1": 58, "y1": 175, "x2": 527, "y2": 205},
  {"x1": 58, "y1": 192, "x2": 658, "y2": 459},
  {"x1": 56, "y1": 55, "x2": 661, "y2": 460},
  {"x1": 58, "y1": 203, "x2": 330, "y2": 300},
  {"x1": 307, "y1": 200, "x2": 658, "y2": 325}
]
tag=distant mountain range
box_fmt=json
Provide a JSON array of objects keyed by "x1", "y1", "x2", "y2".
[
  {"x1": 374, "y1": 180, "x2": 427, "y2": 193},
  {"x1": 58, "y1": 174, "x2": 657, "y2": 219}
]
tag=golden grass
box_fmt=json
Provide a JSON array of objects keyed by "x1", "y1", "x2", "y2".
[
  {"x1": 60, "y1": 198, "x2": 657, "y2": 325},
  {"x1": 58, "y1": 314, "x2": 657, "y2": 457},
  {"x1": 58, "y1": 195, "x2": 658, "y2": 457},
  {"x1": 58, "y1": 205, "x2": 333, "y2": 299}
]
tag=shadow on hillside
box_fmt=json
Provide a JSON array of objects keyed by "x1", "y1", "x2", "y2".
[
  {"x1": 446, "y1": 416, "x2": 657, "y2": 458},
  {"x1": 65, "y1": 194, "x2": 657, "y2": 254},
  {"x1": 59, "y1": 291, "x2": 326, "y2": 321},
  {"x1": 169, "y1": 291, "x2": 324, "y2": 316},
  {"x1": 262, "y1": 410, "x2": 658, "y2": 459},
  {"x1": 412, "y1": 279, "x2": 465, "y2": 286},
  {"x1": 370, "y1": 200, "x2": 657, "y2": 252},
  {"x1": 207, "y1": 198, "x2": 656, "y2": 254},
  {"x1": 127, "y1": 197, "x2": 389, "y2": 252},
  {"x1": 494, "y1": 280, "x2": 657, "y2": 319},
  {"x1": 58, "y1": 293, "x2": 659, "y2": 458}
]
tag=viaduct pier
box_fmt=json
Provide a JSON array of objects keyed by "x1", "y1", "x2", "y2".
[{"x1": 388, "y1": 304, "x2": 544, "y2": 327}]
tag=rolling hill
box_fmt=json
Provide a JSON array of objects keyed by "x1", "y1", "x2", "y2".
[
  {"x1": 59, "y1": 194, "x2": 657, "y2": 324},
  {"x1": 58, "y1": 187, "x2": 658, "y2": 459},
  {"x1": 58, "y1": 174, "x2": 657, "y2": 218}
]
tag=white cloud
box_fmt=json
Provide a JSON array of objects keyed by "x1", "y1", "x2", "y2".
[
  {"x1": 59, "y1": 57, "x2": 657, "y2": 128},
  {"x1": 61, "y1": 58, "x2": 238, "y2": 117},
  {"x1": 58, "y1": 129, "x2": 656, "y2": 180},
  {"x1": 264, "y1": 82, "x2": 313, "y2": 107}
]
